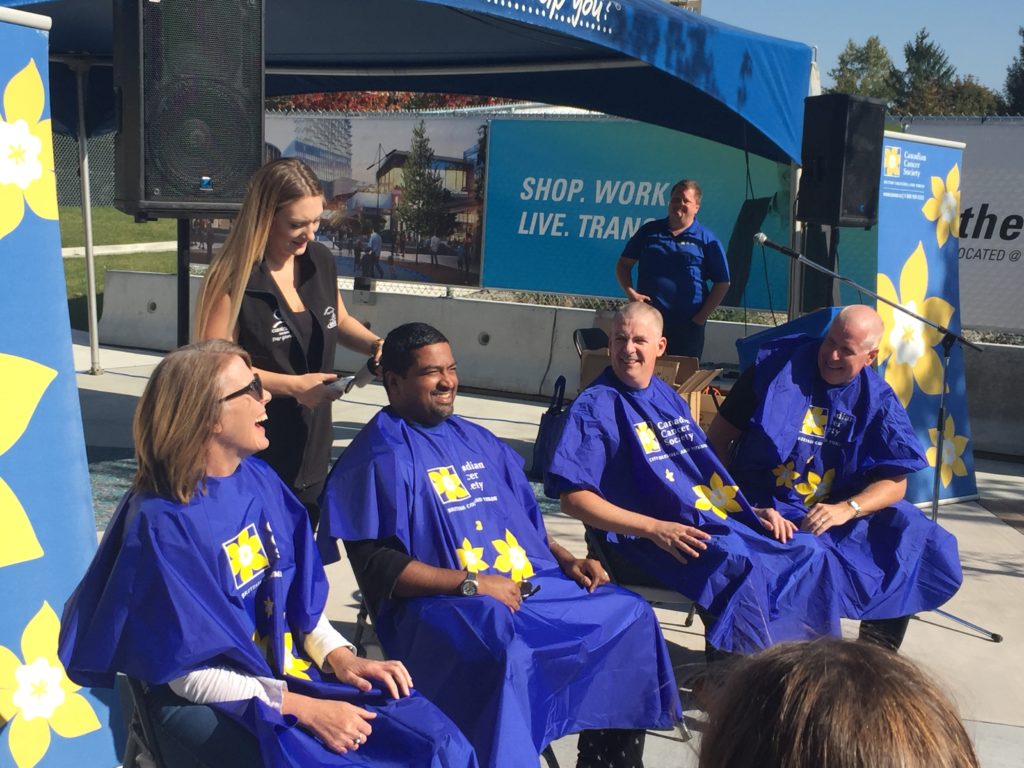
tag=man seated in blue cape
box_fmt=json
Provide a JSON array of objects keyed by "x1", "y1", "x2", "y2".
[
  {"x1": 546, "y1": 302, "x2": 852, "y2": 657},
  {"x1": 317, "y1": 322, "x2": 681, "y2": 768},
  {"x1": 705, "y1": 304, "x2": 963, "y2": 650}
]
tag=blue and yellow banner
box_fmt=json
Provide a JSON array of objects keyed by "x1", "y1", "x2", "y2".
[
  {"x1": 482, "y1": 118, "x2": 792, "y2": 311},
  {"x1": 876, "y1": 133, "x2": 977, "y2": 504},
  {"x1": 0, "y1": 12, "x2": 120, "y2": 767}
]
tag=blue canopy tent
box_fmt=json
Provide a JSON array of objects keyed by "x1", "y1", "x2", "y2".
[{"x1": 3, "y1": 0, "x2": 812, "y2": 361}]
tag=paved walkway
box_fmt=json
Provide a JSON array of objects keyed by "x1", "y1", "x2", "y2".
[{"x1": 71, "y1": 332, "x2": 1024, "y2": 767}]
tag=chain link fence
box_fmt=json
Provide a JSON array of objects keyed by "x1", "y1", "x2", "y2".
[{"x1": 54, "y1": 132, "x2": 117, "y2": 207}]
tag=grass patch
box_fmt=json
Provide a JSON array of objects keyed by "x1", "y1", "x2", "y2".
[
  {"x1": 64, "y1": 251, "x2": 177, "y2": 331},
  {"x1": 60, "y1": 206, "x2": 177, "y2": 248}
]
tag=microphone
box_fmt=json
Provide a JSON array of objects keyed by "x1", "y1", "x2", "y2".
[{"x1": 753, "y1": 232, "x2": 802, "y2": 259}]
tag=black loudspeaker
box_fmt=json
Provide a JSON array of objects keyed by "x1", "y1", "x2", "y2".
[
  {"x1": 796, "y1": 94, "x2": 886, "y2": 228},
  {"x1": 114, "y1": 0, "x2": 264, "y2": 218}
]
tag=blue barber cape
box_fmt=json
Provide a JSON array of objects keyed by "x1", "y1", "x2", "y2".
[
  {"x1": 319, "y1": 410, "x2": 680, "y2": 768},
  {"x1": 59, "y1": 457, "x2": 476, "y2": 768},
  {"x1": 546, "y1": 368, "x2": 846, "y2": 653},
  {"x1": 729, "y1": 335, "x2": 962, "y2": 618}
]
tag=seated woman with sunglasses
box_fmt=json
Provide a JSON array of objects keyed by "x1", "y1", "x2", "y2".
[{"x1": 58, "y1": 340, "x2": 476, "y2": 768}]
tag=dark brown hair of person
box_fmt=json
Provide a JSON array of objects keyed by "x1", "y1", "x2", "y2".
[
  {"x1": 132, "y1": 340, "x2": 251, "y2": 504},
  {"x1": 698, "y1": 637, "x2": 979, "y2": 768}
]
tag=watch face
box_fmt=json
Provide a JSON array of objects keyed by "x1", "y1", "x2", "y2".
[{"x1": 460, "y1": 577, "x2": 477, "y2": 596}]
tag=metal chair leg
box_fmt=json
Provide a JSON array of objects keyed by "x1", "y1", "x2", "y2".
[{"x1": 541, "y1": 744, "x2": 560, "y2": 767}]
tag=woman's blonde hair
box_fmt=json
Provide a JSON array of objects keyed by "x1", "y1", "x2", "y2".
[
  {"x1": 193, "y1": 157, "x2": 323, "y2": 340},
  {"x1": 699, "y1": 637, "x2": 979, "y2": 768},
  {"x1": 133, "y1": 340, "x2": 251, "y2": 504}
]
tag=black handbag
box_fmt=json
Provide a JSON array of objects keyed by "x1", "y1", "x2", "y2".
[{"x1": 529, "y1": 375, "x2": 569, "y2": 480}]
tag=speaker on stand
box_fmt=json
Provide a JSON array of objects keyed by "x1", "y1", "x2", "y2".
[
  {"x1": 114, "y1": 0, "x2": 265, "y2": 343},
  {"x1": 793, "y1": 93, "x2": 886, "y2": 315}
]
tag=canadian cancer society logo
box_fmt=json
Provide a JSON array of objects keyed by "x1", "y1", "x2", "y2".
[
  {"x1": 884, "y1": 146, "x2": 902, "y2": 177},
  {"x1": 634, "y1": 422, "x2": 662, "y2": 455}
]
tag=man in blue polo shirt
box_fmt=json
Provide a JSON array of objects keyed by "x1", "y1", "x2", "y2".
[{"x1": 615, "y1": 179, "x2": 730, "y2": 359}]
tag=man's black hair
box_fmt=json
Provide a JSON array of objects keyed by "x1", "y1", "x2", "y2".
[{"x1": 380, "y1": 322, "x2": 449, "y2": 377}]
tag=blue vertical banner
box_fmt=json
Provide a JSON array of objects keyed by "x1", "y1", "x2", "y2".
[
  {"x1": 0, "y1": 10, "x2": 121, "y2": 768},
  {"x1": 876, "y1": 133, "x2": 978, "y2": 504},
  {"x1": 482, "y1": 118, "x2": 792, "y2": 311}
]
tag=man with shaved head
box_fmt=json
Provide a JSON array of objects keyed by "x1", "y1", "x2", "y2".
[{"x1": 707, "y1": 305, "x2": 963, "y2": 650}]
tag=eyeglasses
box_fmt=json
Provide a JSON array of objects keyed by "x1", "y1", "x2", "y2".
[{"x1": 221, "y1": 373, "x2": 263, "y2": 402}]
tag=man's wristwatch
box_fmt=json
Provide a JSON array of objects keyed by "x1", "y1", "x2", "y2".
[
  {"x1": 845, "y1": 498, "x2": 863, "y2": 518},
  {"x1": 458, "y1": 571, "x2": 478, "y2": 596}
]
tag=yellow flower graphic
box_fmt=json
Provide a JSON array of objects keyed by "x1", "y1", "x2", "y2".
[
  {"x1": 800, "y1": 407, "x2": 828, "y2": 437},
  {"x1": 222, "y1": 524, "x2": 270, "y2": 589},
  {"x1": 634, "y1": 422, "x2": 660, "y2": 454},
  {"x1": 456, "y1": 537, "x2": 489, "y2": 573},
  {"x1": 795, "y1": 468, "x2": 836, "y2": 506},
  {"x1": 921, "y1": 164, "x2": 960, "y2": 248},
  {"x1": 772, "y1": 461, "x2": 799, "y2": 489},
  {"x1": 0, "y1": 353, "x2": 55, "y2": 569},
  {"x1": 692, "y1": 472, "x2": 742, "y2": 519},
  {"x1": 281, "y1": 633, "x2": 311, "y2": 680},
  {"x1": 876, "y1": 243, "x2": 955, "y2": 407},
  {"x1": 884, "y1": 146, "x2": 901, "y2": 177},
  {"x1": 428, "y1": 466, "x2": 470, "y2": 503},
  {"x1": 0, "y1": 602, "x2": 100, "y2": 767},
  {"x1": 0, "y1": 59, "x2": 58, "y2": 241},
  {"x1": 927, "y1": 415, "x2": 969, "y2": 488},
  {"x1": 492, "y1": 530, "x2": 534, "y2": 582}
]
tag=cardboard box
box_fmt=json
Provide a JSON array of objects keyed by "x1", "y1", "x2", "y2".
[{"x1": 579, "y1": 348, "x2": 611, "y2": 392}]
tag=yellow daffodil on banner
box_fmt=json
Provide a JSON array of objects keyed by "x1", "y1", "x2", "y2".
[
  {"x1": 0, "y1": 353, "x2": 55, "y2": 569},
  {"x1": 0, "y1": 602, "x2": 100, "y2": 768},
  {"x1": 927, "y1": 415, "x2": 969, "y2": 488},
  {"x1": 795, "y1": 468, "x2": 835, "y2": 506},
  {"x1": 876, "y1": 243, "x2": 955, "y2": 408},
  {"x1": 0, "y1": 59, "x2": 58, "y2": 241},
  {"x1": 492, "y1": 530, "x2": 534, "y2": 582},
  {"x1": 772, "y1": 461, "x2": 798, "y2": 489},
  {"x1": 692, "y1": 472, "x2": 742, "y2": 519},
  {"x1": 921, "y1": 164, "x2": 960, "y2": 248},
  {"x1": 456, "y1": 537, "x2": 489, "y2": 573},
  {"x1": 281, "y1": 633, "x2": 311, "y2": 680}
]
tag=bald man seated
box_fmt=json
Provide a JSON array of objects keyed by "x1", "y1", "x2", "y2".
[{"x1": 705, "y1": 305, "x2": 963, "y2": 650}]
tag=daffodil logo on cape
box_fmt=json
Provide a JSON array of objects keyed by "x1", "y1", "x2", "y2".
[
  {"x1": 876, "y1": 243, "x2": 955, "y2": 408},
  {"x1": 795, "y1": 468, "x2": 836, "y2": 506},
  {"x1": 772, "y1": 461, "x2": 798, "y2": 489},
  {"x1": 428, "y1": 466, "x2": 471, "y2": 504},
  {"x1": 492, "y1": 530, "x2": 534, "y2": 582},
  {"x1": 692, "y1": 473, "x2": 742, "y2": 519},
  {"x1": 800, "y1": 407, "x2": 828, "y2": 437},
  {"x1": 223, "y1": 524, "x2": 270, "y2": 589},
  {"x1": 0, "y1": 59, "x2": 58, "y2": 241},
  {"x1": 457, "y1": 537, "x2": 489, "y2": 573},
  {"x1": 927, "y1": 415, "x2": 969, "y2": 488},
  {"x1": 884, "y1": 146, "x2": 901, "y2": 177},
  {"x1": 0, "y1": 602, "x2": 100, "y2": 767},
  {"x1": 634, "y1": 422, "x2": 661, "y2": 455},
  {"x1": 0, "y1": 353, "x2": 56, "y2": 569},
  {"x1": 281, "y1": 633, "x2": 312, "y2": 680},
  {"x1": 922, "y1": 164, "x2": 960, "y2": 248}
]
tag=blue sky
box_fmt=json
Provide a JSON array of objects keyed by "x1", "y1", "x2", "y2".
[{"x1": 703, "y1": 0, "x2": 1021, "y2": 94}]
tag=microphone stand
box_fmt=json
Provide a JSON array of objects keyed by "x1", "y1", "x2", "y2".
[{"x1": 753, "y1": 234, "x2": 1002, "y2": 643}]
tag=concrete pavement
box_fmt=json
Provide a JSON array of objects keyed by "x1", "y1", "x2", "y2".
[{"x1": 71, "y1": 331, "x2": 1024, "y2": 767}]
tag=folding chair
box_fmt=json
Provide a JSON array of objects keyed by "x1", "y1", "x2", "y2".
[
  {"x1": 121, "y1": 676, "x2": 169, "y2": 768},
  {"x1": 572, "y1": 327, "x2": 609, "y2": 358}
]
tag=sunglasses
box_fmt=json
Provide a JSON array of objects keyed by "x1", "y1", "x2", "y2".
[{"x1": 221, "y1": 373, "x2": 263, "y2": 402}]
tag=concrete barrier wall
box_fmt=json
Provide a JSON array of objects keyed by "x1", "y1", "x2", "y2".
[
  {"x1": 964, "y1": 342, "x2": 1024, "y2": 457},
  {"x1": 98, "y1": 271, "x2": 1024, "y2": 456}
]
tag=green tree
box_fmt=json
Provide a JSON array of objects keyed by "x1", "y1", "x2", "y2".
[
  {"x1": 392, "y1": 121, "x2": 451, "y2": 250},
  {"x1": 888, "y1": 29, "x2": 957, "y2": 114},
  {"x1": 947, "y1": 75, "x2": 1003, "y2": 115},
  {"x1": 827, "y1": 36, "x2": 896, "y2": 101},
  {"x1": 1005, "y1": 27, "x2": 1024, "y2": 114}
]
